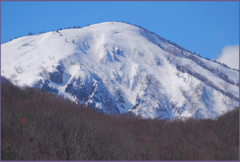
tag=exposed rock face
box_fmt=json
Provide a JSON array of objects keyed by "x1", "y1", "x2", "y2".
[
  {"x1": 35, "y1": 79, "x2": 59, "y2": 95},
  {"x1": 49, "y1": 65, "x2": 64, "y2": 84},
  {"x1": 129, "y1": 74, "x2": 171, "y2": 119},
  {"x1": 49, "y1": 72, "x2": 63, "y2": 84},
  {"x1": 65, "y1": 70, "x2": 121, "y2": 114}
]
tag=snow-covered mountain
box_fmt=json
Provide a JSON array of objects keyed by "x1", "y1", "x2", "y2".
[{"x1": 1, "y1": 22, "x2": 239, "y2": 119}]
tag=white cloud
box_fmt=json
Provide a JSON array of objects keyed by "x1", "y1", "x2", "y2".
[{"x1": 217, "y1": 45, "x2": 239, "y2": 70}]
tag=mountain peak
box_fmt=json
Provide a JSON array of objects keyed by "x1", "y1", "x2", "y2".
[{"x1": 1, "y1": 22, "x2": 239, "y2": 119}]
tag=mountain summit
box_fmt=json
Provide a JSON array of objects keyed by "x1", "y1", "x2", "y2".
[{"x1": 1, "y1": 22, "x2": 239, "y2": 119}]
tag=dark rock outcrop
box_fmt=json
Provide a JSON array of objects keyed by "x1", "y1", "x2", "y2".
[{"x1": 49, "y1": 65, "x2": 64, "y2": 84}]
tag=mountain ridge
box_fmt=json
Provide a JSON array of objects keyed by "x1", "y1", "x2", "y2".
[{"x1": 2, "y1": 21, "x2": 239, "y2": 72}]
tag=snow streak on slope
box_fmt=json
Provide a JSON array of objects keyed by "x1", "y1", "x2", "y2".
[{"x1": 1, "y1": 22, "x2": 239, "y2": 119}]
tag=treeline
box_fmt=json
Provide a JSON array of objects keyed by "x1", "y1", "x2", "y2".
[
  {"x1": 27, "y1": 25, "x2": 81, "y2": 36},
  {"x1": 173, "y1": 63, "x2": 239, "y2": 102},
  {"x1": 119, "y1": 21, "x2": 238, "y2": 72},
  {"x1": 1, "y1": 82, "x2": 239, "y2": 160},
  {"x1": 6, "y1": 25, "x2": 81, "y2": 43},
  {"x1": 165, "y1": 47, "x2": 239, "y2": 87},
  {"x1": 185, "y1": 54, "x2": 238, "y2": 87}
]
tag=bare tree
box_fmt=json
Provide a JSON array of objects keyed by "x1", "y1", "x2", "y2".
[
  {"x1": 10, "y1": 74, "x2": 17, "y2": 81},
  {"x1": 220, "y1": 82, "x2": 229, "y2": 91},
  {"x1": 69, "y1": 60, "x2": 75, "y2": 65},
  {"x1": 38, "y1": 65, "x2": 45, "y2": 71},
  {"x1": 174, "y1": 71, "x2": 180, "y2": 77},
  {"x1": 38, "y1": 65, "x2": 48, "y2": 78},
  {"x1": 14, "y1": 66, "x2": 23, "y2": 73},
  {"x1": 79, "y1": 64, "x2": 85, "y2": 71},
  {"x1": 48, "y1": 56, "x2": 55, "y2": 60},
  {"x1": 189, "y1": 80, "x2": 194, "y2": 88},
  {"x1": 194, "y1": 83, "x2": 204, "y2": 100}
]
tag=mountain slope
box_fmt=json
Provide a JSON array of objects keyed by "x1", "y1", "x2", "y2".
[{"x1": 1, "y1": 22, "x2": 239, "y2": 119}]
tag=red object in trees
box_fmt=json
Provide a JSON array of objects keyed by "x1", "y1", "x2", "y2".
[{"x1": 22, "y1": 119, "x2": 27, "y2": 125}]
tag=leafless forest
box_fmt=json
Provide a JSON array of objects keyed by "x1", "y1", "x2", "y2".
[{"x1": 1, "y1": 82, "x2": 239, "y2": 160}]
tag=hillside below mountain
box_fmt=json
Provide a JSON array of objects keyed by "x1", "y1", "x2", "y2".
[{"x1": 1, "y1": 82, "x2": 239, "y2": 160}]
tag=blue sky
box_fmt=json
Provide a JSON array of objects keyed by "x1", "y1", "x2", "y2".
[{"x1": 1, "y1": 1, "x2": 239, "y2": 62}]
